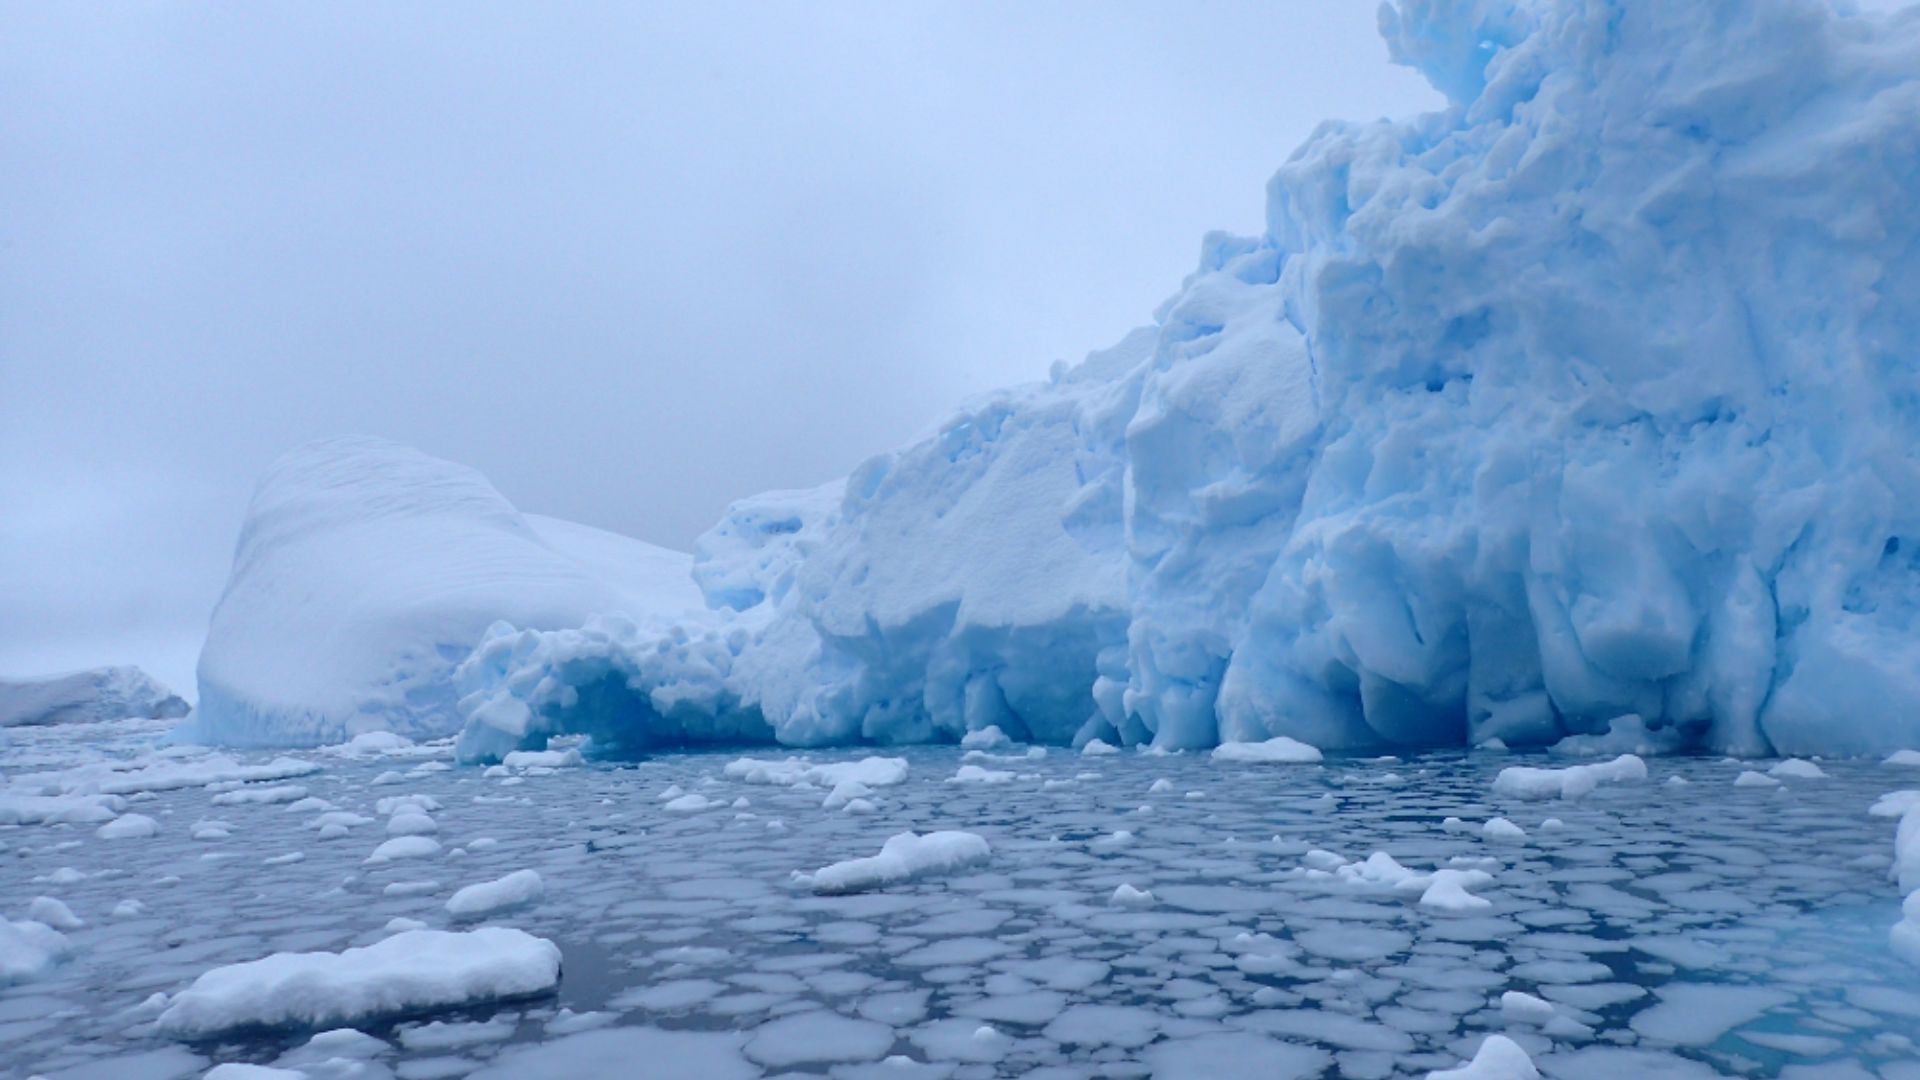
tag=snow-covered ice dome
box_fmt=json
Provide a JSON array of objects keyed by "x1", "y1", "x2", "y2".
[{"x1": 181, "y1": 435, "x2": 703, "y2": 747}]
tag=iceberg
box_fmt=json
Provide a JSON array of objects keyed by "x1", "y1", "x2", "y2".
[
  {"x1": 0, "y1": 666, "x2": 188, "y2": 727},
  {"x1": 181, "y1": 436, "x2": 702, "y2": 747},
  {"x1": 193, "y1": 0, "x2": 1920, "y2": 761}
]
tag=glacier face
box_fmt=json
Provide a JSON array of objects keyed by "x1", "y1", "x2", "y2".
[{"x1": 193, "y1": 0, "x2": 1920, "y2": 759}]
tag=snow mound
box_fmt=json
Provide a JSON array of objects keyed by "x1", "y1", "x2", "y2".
[
  {"x1": 182, "y1": 436, "x2": 703, "y2": 747},
  {"x1": 0, "y1": 666, "x2": 189, "y2": 727},
  {"x1": 804, "y1": 831, "x2": 992, "y2": 895},
  {"x1": 0, "y1": 919, "x2": 69, "y2": 986},
  {"x1": 155, "y1": 927, "x2": 562, "y2": 1036}
]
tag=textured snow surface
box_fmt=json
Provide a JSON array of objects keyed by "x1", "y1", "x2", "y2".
[
  {"x1": 155, "y1": 927, "x2": 562, "y2": 1035},
  {"x1": 7, "y1": 713, "x2": 1920, "y2": 1076},
  {"x1": 427, "y1": 0, "x2": 1920, "y2": 761},
  {"x1": 0, "y1": 666, "x2": 188, "y2": 727}
]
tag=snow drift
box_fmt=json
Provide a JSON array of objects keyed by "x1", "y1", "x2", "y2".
[
  {"x1": 0, "y1": 667, "x2": 189, "y2": 727},
  {"x1": 194, "y1": 0, "x2": 1920, "y2": 760}
]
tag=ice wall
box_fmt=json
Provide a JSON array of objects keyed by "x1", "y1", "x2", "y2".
[
  {"x1": 194, "y1": 0, "x2": 1920, "y2": 760},
  {"x1": 463, "y1": 0, "x2": 1920, "y2": 760}
]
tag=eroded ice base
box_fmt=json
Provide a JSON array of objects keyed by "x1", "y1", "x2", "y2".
[{"x1": 1, "y1": 717, "x2": 1916, "y2": 1078}]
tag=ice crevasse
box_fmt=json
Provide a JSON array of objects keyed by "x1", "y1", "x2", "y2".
[{"x1": 188, "y1": 0, "x2": 1920, "y2": 761}]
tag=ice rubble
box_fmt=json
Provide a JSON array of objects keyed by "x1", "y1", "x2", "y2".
[
  {"x1": 0, "y1": 666, "x2": 189, "y2": 727},
  {"x1": 191, "y1": 0, "x2": 1920, "y2": 761}
]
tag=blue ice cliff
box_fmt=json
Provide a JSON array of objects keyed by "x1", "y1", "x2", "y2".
[{"x1": 187, "y1": 0, "x2": 1920, "y2": 759}]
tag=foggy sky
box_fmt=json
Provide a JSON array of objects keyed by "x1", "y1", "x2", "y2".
[{"x1": 1, "y1": 2, "x2": 1440, "y2": 695}]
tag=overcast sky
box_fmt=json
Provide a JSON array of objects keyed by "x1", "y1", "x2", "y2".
[{"x1": 1, "y1": 2, "x2": 1440, "y2": 694}]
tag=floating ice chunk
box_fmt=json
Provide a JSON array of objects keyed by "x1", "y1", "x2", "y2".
[
  {"x1": 1872, "y1": 791, "x2": 1920, "y2": 818},
  {"x1": 1210, "y1": 737, "x2": 1322, "y2": 764},
  {"x1": 112, "y1": 899, "x2": 145, "y2": 918},
  {"x1": 27, "y1": 896, "x2": 82, "y2": 930},
  {"x1": 822, "y1": 780, "x2": 871, "y2": 810},
  {"x1": 663, "y1": 793, "x2": 720, "y2": 813},
  {"x1": 948, "y1": 765, "x2": 1014, "y2": 784},
  {"x1": 502, "y1": 748, "x2": 583, "y2": 769},
  {"x1": 959, "y1": 726, "x2": 1011, "y2": 750},
  {"x1": 1889, "y1": 750, "x2": 1920, "y2": 766},
  {"x1": 283, "y1": 797, "x2": 331, "y2": 813},
  {"x1": 806, "y1": 831, "x2": 991, "y2": 895},
  {"x1": 0, "y1": 919, "x2": 69, "y2": 985},
  {"x1": 1425, "y1": 1034, "x2": 1539, "y2": 1079},
  {"x1": 723, "y1": 756, "x2": 910, "y2": 788},
  {"x1": 1092, "y1": 830, "x2": 1134, "y2": 849},
  {"x1": 97, "y1": 813, "x2": 160, "y2": 839},
  {"x1": 192, "y1": 820, "x2": 232, "y2": 841},
  {"x1": 1769, "y1": 758, "x2": 1827, "y2": 779},
  {"x1": 386, "y1": 811, "x2": 438, "y2": 836},
  {"x1": 0, "y1": 792, "x2": 125, "y2": 826},
  {"x1": 842, "y1": 798, "x2": 876, "y2": 814},
  {"x1": 1491, "y1": 755, "x2": 1647, "y2": 799},
  {"x1": 1895, "y1": 807, "x2": 1920, "y2": 893},
  {"x1": 1893, "y1": 891, "x2": 1920, "y2": 966},
  {"x1": 364, "y1": 836, "x2": 441, "y2": 864},
  {"x1": 1080, "y1": 739, "x2": 1119, "y2": 756},
  {"x1": 1148, "y1": 778, "x2": 1173, "y2": 793},
  {"x1": 1420, "y1": 869, "x2": 1495, "y2": 912},
  {"x1": 1110, "y1": 883, "x2": 1155, "y2": 907},
  {"x1": 1734, "y1": 770, "x2": 1781, "y2": 788},
  {"x1": 333, "y1": 730, "x2": 416, "y2": 756},
  {"x1": 1500, "y1": 991, "x2": 1557, "y2": 1025},
  {"x1": 156, "y1": 927, "x2": 561, "y2": 1036},
  {"x1": 1482, "y1": 818, "x2": 1526, "y2": 842},
  {"x1": 375, "y1": 794, "x2": 439, "y2": 815},
  {"x1": 446, "y1": 869, "x2": 544, "y2": 919},
  {"x1": 386, "y1": 917, "x2": 428, "y2": 932}
]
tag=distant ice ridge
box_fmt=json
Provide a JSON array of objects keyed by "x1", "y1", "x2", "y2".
[
  {"x1": 0, "y1": 667, "x2": 188, "y2": 727},
  {"x1": 198, "y1": 0, "x2": 1920, "y2": 760}
]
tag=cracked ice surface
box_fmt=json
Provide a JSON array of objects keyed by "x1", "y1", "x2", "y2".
[{"x1": 1, "y1": 720, "x2": 1918, "y2": 1078}]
